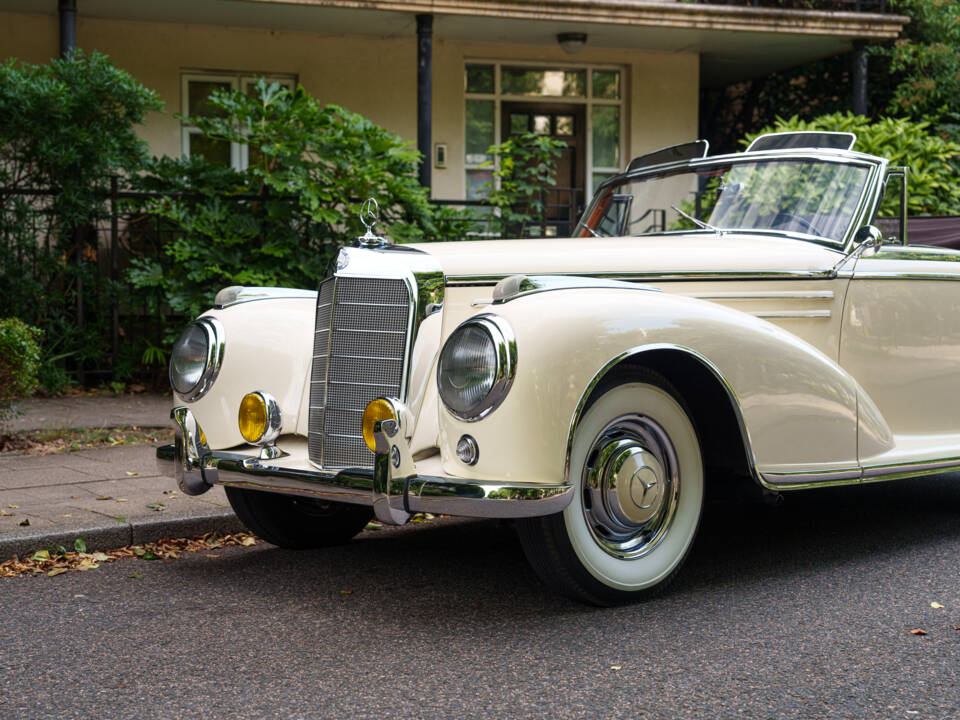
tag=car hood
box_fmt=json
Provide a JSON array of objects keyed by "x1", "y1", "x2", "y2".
[{"x1": 408, "y1": 233, "x2": 843, "y2": 279}]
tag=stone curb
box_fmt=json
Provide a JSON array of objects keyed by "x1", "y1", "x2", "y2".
[{"x1": 0, "y1": 508, "x2": 244, "y2": 560}]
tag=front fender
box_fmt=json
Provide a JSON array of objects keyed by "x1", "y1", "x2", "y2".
[
  {"x1": 436, "y1": 288, "x2": 861, "y2": 486},
  {"x1": 177, "y1": 297, "x2": 316, "y2": 448}
]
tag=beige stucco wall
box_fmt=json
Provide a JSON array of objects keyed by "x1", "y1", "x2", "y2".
[{"x1": 0, "y1": 11, "x2": 698, "y2": 199}]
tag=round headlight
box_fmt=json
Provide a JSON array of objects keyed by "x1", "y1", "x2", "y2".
[
  {"x1": 169, "y1": 318, "x2": 224, "y2": 401},
  {"x1": 437, "y1": 314, "x2": 516, "y2": 421}
]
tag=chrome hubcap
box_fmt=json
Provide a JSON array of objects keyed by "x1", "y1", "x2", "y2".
[{"x1": 581, "y1": 414, "x2": 680, "y2": 559}]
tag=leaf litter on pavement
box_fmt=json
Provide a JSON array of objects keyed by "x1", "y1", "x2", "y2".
[{"x1": 0, "y1": 531, "x2": 260, "y2": 578}]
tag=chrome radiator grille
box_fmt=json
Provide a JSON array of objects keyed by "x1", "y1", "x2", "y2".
[{"x1": 308, "y1": 276, "x2": 411, "y2": 468}]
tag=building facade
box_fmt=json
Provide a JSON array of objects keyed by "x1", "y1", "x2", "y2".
[{"x1": 0, "y1": 0, "x2": 905, "y2": 209}]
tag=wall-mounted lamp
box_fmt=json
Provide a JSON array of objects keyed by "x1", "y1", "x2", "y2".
[{"x1": 557, "y1": 32, "x2": 587, "y2": 55}]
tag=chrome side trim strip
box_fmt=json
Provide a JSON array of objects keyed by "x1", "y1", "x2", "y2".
[
  {"x1": 446, "y1": 269, "x2": 840, "y2": 287},
  {"x1": 759, "y1": 467, "x2": 862, "y2": 490},
  {"x1": 862, "y1": 457, "x2": 960, "y2": 481},
  {"x1": 680, "y1": 290, "x2": 835, "y2": 299},
  {"x1": 851, "y1": 272, "x2": 960, "y2": 281},
  {"x1": 749, "y1": 310, "x2": 831, "y2": 319}
]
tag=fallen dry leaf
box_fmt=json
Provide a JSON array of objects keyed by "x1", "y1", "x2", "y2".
[
  {"x1": 610, "y1": 666, "x2": 622, "y2": 671},
  {"x1": 96, "y1": 496, "x2": 112, "y2": 501},
  {"x1": 0, "y1": 510, "x2": 13, "y2": 517},
  {"x1": 125, "y1": 472, "x2": 138, "y2": 477},
  {"x1": 8, "y1": 505, "x2": 18, "y2": 509},
  {"x1": 116, "y1": 498, "x2": 128, "y2": 503},
  {"x1": 930, "y1": 602, "x2": 944, "y2": 609},
  {"x1": 1, "y1": 531, "x2": 260, "y2": 578},
  {"x1": 340, "y1": 590, "x2": 353, "y2": 595},
  {"x1": 18, "y1": 519, "x2": 29, "y2": 527},
  {"x1": 910, "y1": 628, "x2": 928, "y2": 636}
]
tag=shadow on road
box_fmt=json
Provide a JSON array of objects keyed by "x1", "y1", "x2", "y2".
[{"x1": 174, "y1": 472, "x2": 960, "y2": 615}]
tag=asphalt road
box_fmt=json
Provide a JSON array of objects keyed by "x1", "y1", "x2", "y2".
[{"x1": 3, "y1": 474, "x2": 959, "y2": 720}]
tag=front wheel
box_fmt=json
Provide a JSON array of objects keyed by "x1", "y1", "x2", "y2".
[
  {"x1": 225, "y1": 487, "x2": 372, "y2": 549},
  {"x1": 518, "y1": 371, "x2": 704, "y2": 605}
]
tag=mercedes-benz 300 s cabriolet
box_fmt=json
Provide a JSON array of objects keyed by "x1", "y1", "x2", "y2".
[{"x1": 158, "y1": 131, "x2": 957, "y2": 605}]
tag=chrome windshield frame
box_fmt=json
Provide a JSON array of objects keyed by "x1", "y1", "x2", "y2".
[{"x1": 577, "y1": 148, "x2": 888, "y2": 252}]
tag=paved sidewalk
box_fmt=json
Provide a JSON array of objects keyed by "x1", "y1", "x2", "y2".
[{"x1": 0, "y1": 395, "x2": 242, "y2": 559}]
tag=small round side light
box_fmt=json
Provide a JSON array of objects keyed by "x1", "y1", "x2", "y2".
[
  {"x1": 238, "y1": 391, "x2": 282, "y2": 445},
  {"x1": 456, "y1": 435, "x2": 479, "y2": 466},
  {"x1": 362, "y1": 398, "x2": 398, "y2": 453}
]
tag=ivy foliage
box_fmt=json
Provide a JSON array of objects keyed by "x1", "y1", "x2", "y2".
[
  {"x1": 0, "y1": 318, "x2": 42, "y2": 429},
  {"x1": 481, "y1": 132, "x2": 566, "y2": 237},
  {"x1": 745, "y1": 113, "x2": 960, "y2": 215},
  {"x1": 130, "y1": 79, "x2": 469, "y2": 322}
]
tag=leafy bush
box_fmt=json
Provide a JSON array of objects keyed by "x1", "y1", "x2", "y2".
[
  {"x1": 130, "y1": 79, "x2": 469, "y2": 323},
  {"x1": 0, "y1": 318, "x2": 41, "y2": 429},
  {"x1": 481, "y1": 132, "x2": 566, "y2": 237},
  {"x1": 0, "y1": 51, "x2": 162, "y2": 387},
  {"x1": 744, "y1": 113, "x2": 960, "y2": 215}
]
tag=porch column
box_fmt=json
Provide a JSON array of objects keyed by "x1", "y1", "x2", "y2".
[
  {"x1": 416, "y1": 14, "x2": 433, "y2": 192},
  {"x1": 59, "y1": 0, "x2": 77, "y2": 58},
  {"x1": 852, "y1": 40, "x2": 868, "y2": 116}
]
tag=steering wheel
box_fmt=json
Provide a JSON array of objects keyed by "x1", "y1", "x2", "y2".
[{"x1": 772, "y1": 211, "x2": 824, "y2": 238}]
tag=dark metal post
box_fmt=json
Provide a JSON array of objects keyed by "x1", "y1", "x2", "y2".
[
  {"x1": 416, "y1": 14, "x2": 433, "y2": 192},
  {"x1": 852, "y1": 40, "x2": 868, "y2": 116},
  {"x1": 59, "y1": 0, "x2": 77, "y2": 59},
  {"x1": 111, "y1": 176, "x2": 119, "y2": 367}
]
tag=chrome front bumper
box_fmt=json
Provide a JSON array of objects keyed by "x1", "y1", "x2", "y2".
[{"x1": 156, "y1": 406, "x2": 573, "y2": 526}]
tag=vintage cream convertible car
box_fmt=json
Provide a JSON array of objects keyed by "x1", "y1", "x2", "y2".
[{"x1": 157, "y1": 131, "x2": 957, "y2": 605}]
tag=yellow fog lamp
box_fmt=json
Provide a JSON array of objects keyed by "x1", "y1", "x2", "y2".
[
  {"x1": 362, "y1": 398, "x2": 398, "y2": 452},
  {"x1": 238, "y1": 391, "x2": 282, "y2": 445}
]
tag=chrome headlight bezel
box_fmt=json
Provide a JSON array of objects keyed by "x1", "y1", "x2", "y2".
[
  {"x1": 437, "y1": 314, "x2": 517, "y2": 422},
  {"x1": 169, "y1": 317, "x2": 225, "y2": 402}
]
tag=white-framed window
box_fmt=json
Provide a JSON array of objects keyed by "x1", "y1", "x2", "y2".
[
  {"x1": 181, "y1": 72, "x2": 296, "y2": 170},
  {"x1": 463, "y1": 61, "x2": 625, "y2": 200}
]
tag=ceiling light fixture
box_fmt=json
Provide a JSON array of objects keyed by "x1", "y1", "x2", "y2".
[{"x1": 557, "y1": 32, "x2": 587, "y2": 55}]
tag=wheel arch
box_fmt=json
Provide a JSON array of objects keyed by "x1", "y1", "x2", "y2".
[{"x1": 564, "y1": 344, "x2": 761, "y2": 489}]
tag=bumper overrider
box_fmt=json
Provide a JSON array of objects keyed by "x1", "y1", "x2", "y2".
[{"x1": 155, "y1": 406, "x2": 573, "y2": 525}]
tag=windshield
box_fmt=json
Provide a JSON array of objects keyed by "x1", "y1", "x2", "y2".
[{"x1": 576, "y1": 158, "x2": 872, "y2": 245}]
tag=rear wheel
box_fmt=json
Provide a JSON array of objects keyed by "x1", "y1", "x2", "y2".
[
  {"x1": 225, "y1": 487, "x2": 372, "y2": 549},
  {"x1": 518, "y1": 370, "x2": 704, "y2": 605}
]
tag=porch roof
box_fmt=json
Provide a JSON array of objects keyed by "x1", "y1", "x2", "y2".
[{"x1": 5, "y1": 0, "x2": 908, "y2": 86}]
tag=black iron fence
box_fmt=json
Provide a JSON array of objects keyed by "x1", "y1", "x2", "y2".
[{"x1": 0, "y1": 181, "x2": 587, "y2": 385}]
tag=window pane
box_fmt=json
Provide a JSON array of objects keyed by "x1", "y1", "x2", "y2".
[
  {"x1": 592, "y1": 171, "x2": 616, "y2": 189},
  {"x1": 533, "y1": 115, "x2": 551, "y2": 135},
  {"x1": 188, "y1": 80, "x2": 231, "y2": 118},
  {"x1": 592, "y1": 70, "x2": 620, "y2": 99},
  {"x1": 465, "y1": 99, "x2": 495, "y2": 162},
  {"x1": 465, "y1": 64, "x2": 494, "y2": 94},
  {"x1": 591, "y1": 106, "x2": 620, "y2": 168},
  {"x1": 556, "y1": 115, "x2": 574, "y2": 136},
  {"x1": 466, "y1": 169, "x2": 493, "y2": 200},
  {"x1": 510, "y1": 114, "x2": 529, "y2": 135},
  {"x1": 502, "y1": 67, "x2": 585, "y2": 97},
  {"x1": 189, "y1": 133, "x2": 232, "y2": 166}
]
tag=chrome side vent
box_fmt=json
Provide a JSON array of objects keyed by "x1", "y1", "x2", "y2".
[{"x1": 308, "y1": 276, "x2": 411, "y2": 468}]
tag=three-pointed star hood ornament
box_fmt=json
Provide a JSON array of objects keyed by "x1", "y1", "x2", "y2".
[{"x1": 356, "y1": 197, "x2": 390, "y2": 246}]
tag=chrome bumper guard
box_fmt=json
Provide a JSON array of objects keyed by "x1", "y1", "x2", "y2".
[{"x1": 156, "y1": 406, "x2": 572, "y2": 526}]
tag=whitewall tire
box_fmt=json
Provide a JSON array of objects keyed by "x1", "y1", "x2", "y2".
[{"x1": 518, "y1": 369, "x2": 703, "y2": 605}]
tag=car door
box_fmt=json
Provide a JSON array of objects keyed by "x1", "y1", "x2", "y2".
[{"x1": 840, "y1": 242, "x2": 960, "y2": 471}]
